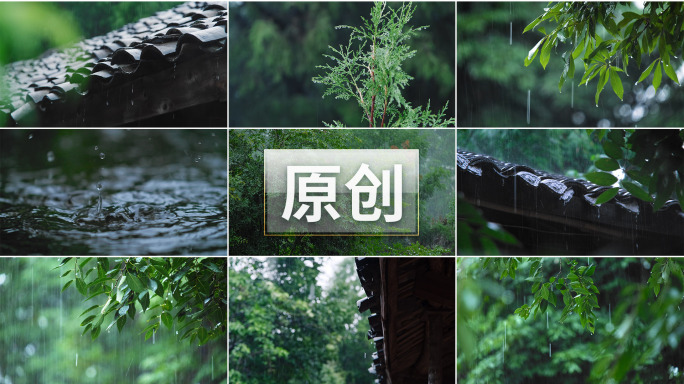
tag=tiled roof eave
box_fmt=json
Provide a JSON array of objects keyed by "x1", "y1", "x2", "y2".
[{"x1": 457, "y1": 150, "x2": 684, "y2": 246}]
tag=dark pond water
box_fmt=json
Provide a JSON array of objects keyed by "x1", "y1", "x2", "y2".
[{"x1": 0, "y1": 130, "x2": 227, "y2": 255}]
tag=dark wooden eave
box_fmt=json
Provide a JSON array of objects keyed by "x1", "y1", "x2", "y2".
[
  {"x1": 356, "y1": 257, "x2": 455, "y2": 384},
  {"x1": 457, "y1": 150, "x2": 684, "y2": 255}
]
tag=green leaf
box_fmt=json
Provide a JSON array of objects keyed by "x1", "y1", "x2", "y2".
[
  {"x1": 638, "y1": 59, "x2": 658, "y2": 83},
  {"x1": 654, "y1": 283, "x2": 660, "y2": 297},
  {"x1": 587, "y1": 265, "x2": 596, "y2": 277},
  {"x1": 602, "y1": 140, "x2": 623, "y2": 160},
  {"x1": 540, "y1": 36, "x2": 552, "y2": 69},
  {"x1": 116, "y1": 315, "x2": 127, "y2": 332},
  {"x1": 75, "y1": 278, "x2": 88, "y2": 296},
  {"x1": 523, "y1": 16, "x2": 543, "y2": 33},
  {"x1": 653, "y1": 61, "x2": 662, "y2": 92},
  {"x1": 126, "y1": 273, "x2": 145, "y2": 293},
  {"x1": 595, "y1": 187, "x2": 619, "y2": 205},
  {"x1": 198, "y1": 327, "x2": 209, "y2": 345},
  {"x1": 662, "y1": 62, "x2": 680, "y2": 84},
  {"x1": 62, "y1": 280, "x2": 73, "y2": 292},
  {"x1": 80, "y1": 315, "x2": 96, "y2": 326},
  {"x1": 572, "y1": 38, "x2": 585, "y2": 59},
  {"x1": 161, "y1": 312, "x2": 173, "y2": 330},
  {"x1": 80, "y1": 305, "x2": 100, "y2": 317},
  {"x1": 595, "y1": 66, "x2": 609, "y2": 105},
  {"x1": 621, "y1": 180, "x2": 653, "y2": 202},
  {"x1": 527, "y1": 37, "x2": 544, "y2": 65},
  {"x1": 585, "y1": 171, "x2": 618, "y2": 186},
  {"x1": 91, "y1": 326, "x2": 101, "y2": 340},
  {"x1": 609, "y1": 68, "x2": 624, "y2": 100},
  {"x1": 595, "y1": 157, "x2": 620, "y2": 171}
]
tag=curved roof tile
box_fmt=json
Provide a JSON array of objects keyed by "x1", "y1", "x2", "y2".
[
  {"x1": 1, "y1": 1, "x2": 227, "y2": 126},
  {"x1": 458, "y1": 150, "x2": 684, "y2": 253}
]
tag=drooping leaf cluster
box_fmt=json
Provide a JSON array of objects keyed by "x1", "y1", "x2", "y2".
[
  {"x1": 59, "y1": 257, "x2": 226, "y2": 346},
  {"x1": 485, "y1": 258, "x2": 600, "y2": 334},
  {"x1": 313, "y1": 1, "x2": 454, "y2": 127},
  {"x1": 458, "y1": 257, "x2": 684, "y2": 383},
  {"x1": 584, "y1": 129, "x2": 684, "y2": 210},
  {"x1": 524, "y1": 2, "x2": 683, "y2": 105}
]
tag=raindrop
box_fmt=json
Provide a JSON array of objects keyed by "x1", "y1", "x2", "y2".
[
  {"x1": 609, "y1": 303, "x2": 612, "y2": 324},
  {"x1": 28, "y1": 133, "x2": 33, "y2": 140},
  {"x1": 152, "y1": 330, "x2": 155, "y2": 344},
  {"x1": 549, "y1": 343, "x2": 552, "y2": 357},
  {"x1": 75, "y1": 353, "x2": 79, "y2": 367},
  {"x1": 47, "y1": 151, "x2": 55, "y2": 163},
  {"x1": 94, "y1": 146, "x2": 99, "y2": 151},
  {"x1": 510, "y1": 22, "x2": 513, "y2": 45},
  {"x1": 131, "y1": 99, "x2": 134, "y2": 106},
  {"x1": 527, "y1": 90, "x2": 531, "y2": 124},
  {"x1": 100, "y1": 152, "x2": 106, "y2": 160},
  {"x1": 547, "y1": 312, "x2": 549, "y2": 329},
  {"x1": 571, "y1": 81, "x2": 574, "y2": 108},
  {"x1": 97, "y1": 183, "x2": 103, "y2": 214},
  {"x1": 194, "y1": 154, "x2": 202, "y2": 163}
]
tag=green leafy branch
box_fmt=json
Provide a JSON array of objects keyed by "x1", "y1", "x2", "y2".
[
  {"x1": 524, "y1": 2, "x2": 682, "y2": 104},
  {"x1": 485, "y1": 258, "x2": 600, "y2": 334},
  {"x1": 57, "y1": 257, "x2": 226, "y2": 346},
  {"x1": 313, "y1": 1, "x2": 454, "y2": 127},
  {"x1": 584, "y1": 129, "x2": 684, "y2": 211}
]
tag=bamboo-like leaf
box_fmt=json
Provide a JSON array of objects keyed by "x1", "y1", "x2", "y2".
[
  {"x1": 609, "y1": 68, "x2": 623, "y2": 100},
  {"x1": 653, "y1": 61, "x2": 662, "y2": 92},
  {"x1": 662, "y1": 62, "x2": 680, "y2": 84},
  {"x1": 638, "y1": 59, "x2": 658, "y2": 83}
]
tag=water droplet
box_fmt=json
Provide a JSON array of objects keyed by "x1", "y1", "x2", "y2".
[
  {"x1": 94, "y1": 145, "x2": 99, "y2": 151},
  {"x1": 549, "y1": 343, "x2": 552, "y2": 357},
  {"x1": 97, "y1": 183, "x2": 102, "y2": 191},
  {"x1": 106, "y1": 100, "x2": 109, "y2": 106},
  {"x1": 28, "y1": 134, "x2": 33, "y2": 140},
  {"x1": 75, "y1": 353, "x2": 78, "y2": 367},
  {"x1": 194, "y1": 155, "x2": 202, "y2": 163},
  {"x1": 131, "y1": 99, "x2": 134, "y2": 106},
  {"x1": 47, "y1": 151, "x2": 55, "y2": 163},
  {"x1": 527, "y1": 90, "x2": 531, "y2": 124},
  {"x1": 99, "y1": 152, "x2": 105, "y2": 160},
  {"x1": 510, "y1": 22, "x2": 513, "y2": 45},
  {"x1": 596, "y1": 104, "x2": 599, "y2": 107}
]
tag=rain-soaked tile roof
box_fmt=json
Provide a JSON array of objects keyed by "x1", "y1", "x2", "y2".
[
  {"x1": 1, "y1": 1, "x2": 227, "y2": 126},
  {"x1": 458, "y1": 150, "x2": 684, "y2": 254}
]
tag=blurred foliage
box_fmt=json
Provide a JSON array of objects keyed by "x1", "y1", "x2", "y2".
[
  {"x1": 312, "y1": 2, "x2": 454, "y2": 127},
  {"x1": 457, "y1": 196, "x2": 520, "y2": 256},
  {"x1": 524, "y1": 2, "x2": 683, "y2": 105},
  {"x1": 457, "y1": 257, "x2": 684, "y2": 383},
  {"x1": 229, "y1": 257, "x2": 375, "y2": 383},
  {"x1": 57, "y1": 2, "x2": 177, "y2": 39},
  {"x1": 584, "y1": 129, "x2": 684, "y2": 210},
  {"x1": 457, "y1": 2, "x2": 684, "y2": 127},
  {"x1": 457, "y1": 129, "x2": 604, "y2": 177},
  {"x1": 0, "y1": 3, "x2": 80, "y2": 65},
  {"x1": 230, "y1": 2, "x2": 454, "y2": 127},
  {"x1": 0, "y1": 258, "x2": 225, "y2": 384},
  {"x1": 0, "y1": 2, "x2": 176, "y2": 65},
  {"x1": 229, "y1": 129, "x2": 454, "y2": 255},
  {"x1": 61, "y1": 257, "x2": 226, "y2": 346}
]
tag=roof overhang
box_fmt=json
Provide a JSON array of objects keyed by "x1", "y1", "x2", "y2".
[{"x1": 458, "y1": 150, "x2": 684, "y2": 254}]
